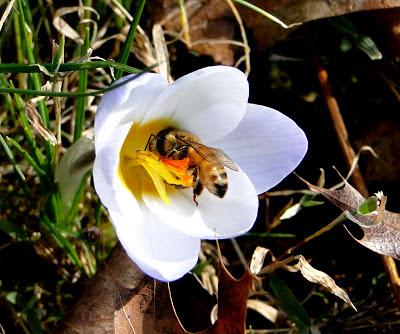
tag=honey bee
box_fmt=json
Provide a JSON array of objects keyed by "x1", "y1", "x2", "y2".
[{"x1": 147, "y1": 127, "x2": 239, "y2": 204}]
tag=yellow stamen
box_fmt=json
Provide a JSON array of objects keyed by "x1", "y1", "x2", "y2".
[
  {"x1": 118, "y1": 120, "x2": 192, "y2": 205},
  {"x1": 124, "y1": 151, "x2": 193, "y2": 205}
]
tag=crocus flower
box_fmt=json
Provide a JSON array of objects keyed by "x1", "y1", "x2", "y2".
[{"x1": 93, "y1": 66, "x2": 307, "y2": 281}]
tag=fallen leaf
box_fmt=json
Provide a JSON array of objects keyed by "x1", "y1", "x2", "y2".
[
  {"x1": 206, "y1": 262, "x2": 253, "y2": 334},
  {"x1": 250, "y1": 246, "x2": 271, "y2": 275},
  {"x1": 298, "y1": 173, "x2": 400, "y2": 261},
  {"x1": 294, "y1": 255, "x2": 356, "y2": 311},
  {"x1": 239, "y1": 0, "x2": 400, "y2": 49},
  {"x1": 114, "y1": 251, "x2": 254, "y2": 333},
  {"x1": 151, "y1": 0, "x2": 400, "y2": 61},
  {"x1": 246, "y1": 299, "x2": 278, "y2": 324},
  {"x1": 114, "y1": 278, "x2": 186, "y2": 334},
  {"x1": 56, "y1": 245, "x2": 144, "y2": 334},
  {"x1": 152, "y1": 0, "x2": 237, "y2": 65}
]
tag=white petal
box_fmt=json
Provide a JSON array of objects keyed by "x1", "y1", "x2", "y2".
[
  {"x1": 93, "y1": 123, "x2": 199, "y2": 281},
  {"x1": 93, "y1": 123, "x2": 140, "y2": 215},
  {"x1": 208, "y1": 104, "x2": 308, "y2": 194},
  {"x1": 141, "y1": 66, "x2": 249, "y2": 142},
  {"x1": 142, "y1": 168, "x2": 259, "y2": 239},
  {"x1": 95, "y1": 73, "x2": 168, "y2": 152},
  {"x1": 111, "y1": 208, "x2": 200, "y2": 282}
]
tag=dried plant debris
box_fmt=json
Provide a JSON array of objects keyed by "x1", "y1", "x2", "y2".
[
  {"x1": 253, "y1": 247, "x2": 355, "y2": 311},
  {"x1": 113, "y1": 259, "x2": 253, "y2": 334},
  {"x1": 299, "y1": 173, "x2": 400, "y2": 261},
  {"x1": 25, "y1": 102, "x2": 57, "y2": 145},
  {"x1": 294, "y1": 255, "x2": 356, "y2": 311}
]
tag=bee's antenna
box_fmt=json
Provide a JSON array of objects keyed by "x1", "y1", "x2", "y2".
[{"x1": 145, "y1": 134, "x2": 156, "y2": 151}]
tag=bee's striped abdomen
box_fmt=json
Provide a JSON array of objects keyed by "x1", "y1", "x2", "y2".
[{"x1": 204, "y1": 166, "x2": 228, "y2": 198}]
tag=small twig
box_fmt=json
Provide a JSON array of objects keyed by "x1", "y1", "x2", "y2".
[
  {"x1": 225, "y1": 0, "x2": 251, "y2": 76},
  {"x1": 276, "y1": 213, "x2": 347, "y2": 262},
  {"x1": 230, "y1": 238, "x2": 248, "y2": 270},
  {"x1": 311, "y1": 34, "x2": 400, "y2": 308}
]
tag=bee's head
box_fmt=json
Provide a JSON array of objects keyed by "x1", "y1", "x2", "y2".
[{"x1": 149, "y1": 127, "x2": 188, "y2": 159}]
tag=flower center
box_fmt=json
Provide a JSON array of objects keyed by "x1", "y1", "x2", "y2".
[{"x1": 119, "y1": 120, "x2": 194, "y2": 205}]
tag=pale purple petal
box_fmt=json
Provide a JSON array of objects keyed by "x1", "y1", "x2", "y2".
[{"x1": 209, "y1": 104, "x2": 307, "y2": 194}]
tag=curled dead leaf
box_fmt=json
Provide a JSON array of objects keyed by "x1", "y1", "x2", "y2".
[
  {"x1": 294, "y1": 255, "x2": 356, "y2": 311},
  {"x1": 246, "y1": 299, "x2": 278, "y2": 324},
  {"x1": 25, "y1": 102, "x2": 57, "y2": 145},
  {"x1": 298, "y1": 172, "x2": 400, "y2": 261},
  {"x1": 250, "y1": 246, "x2": 271, "y2": 275}
]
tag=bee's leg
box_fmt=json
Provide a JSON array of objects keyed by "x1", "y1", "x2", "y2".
[
  {"x1": 189, "y1": 167, "x2": 202, "y2": 206},
  {"x1": 193, "y1": 180, "x2": 204, "y2": 206}
]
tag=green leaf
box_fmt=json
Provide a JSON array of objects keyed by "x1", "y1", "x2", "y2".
[
  {"x1": 301, "y1": 200, "x2": 324, "y2": 208},
  {"x1": 269, "y1": 274, "x2": 311, "y2": 333},
  {"x1": 356, "y1": 36, "x2": 383, "y2": 61},
  {"x1": 356, "y1": 195, "x2": 379, "y2": 215},
  {"x1": 5, "y1": 291, "x2": 18, "y2": 304},
  {"x1": 27, "y1": 308, "x2": 43, "y2": 334},
  {"x1": 330, "y1": 17, "x2": 382, "y2": 60},
  {"x1": 55, "y1": 136, "x2": 95, "y2": 214}
]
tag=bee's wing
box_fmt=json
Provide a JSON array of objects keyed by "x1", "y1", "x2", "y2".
[
  {"x1": 210, "y1": 147, "x2": 239, "y2": 171},
  {"x1": 183, "y1": 139, "x2": 239, "y2": 171}
]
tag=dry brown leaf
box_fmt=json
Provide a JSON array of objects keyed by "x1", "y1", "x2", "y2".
[
  {"x1": 294, "y1": 255, "x2": 356, "y2": 311},
  {"x1": 53, "y1": 16, "x2": 83, "y2": 44},
  {"x1": 25, "y1": 102, "x2": 57, "y2": 145},
  {"x1": 153, "y1": 0, "x2": 237, "y2": 65},
  {"x1": 299, "y1": 174, "x2": 400, "y2": 261},
  {"x1": 115, "y1": 252, "x2": 254, "y2": 334},
  {"x1": 203, "y1": 262, "x2": 253, "y2": 334},
  {"x1": 56, "y1": 245, "x2": 144, "y2": 334},
  {"x1": 152, "y1": 0, "x2": 400, "y2": 61},
  {"x1": 241, "y1": 0, "x2": 400, "y2": 49},
  {"x1": 250, "y1": 246, "x2": 271, "y2": 275},
  {"x1": 114, "y1": 278, "x2": 186, "y2": 334},
  {"x1": 152, "y1": 24, "x2": 173, "y2": 82},
  {"x1": 53, "y1": 6, "x2": 99, "y2": 44},
  {"x1": 246, "y1": 299, "x2": 278, "y2": 324}
]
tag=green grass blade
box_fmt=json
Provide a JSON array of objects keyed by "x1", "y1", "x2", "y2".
[
  {"x1": 16, "y1": 0, "x2": 50, "y2": 127},
  {"x1": 269, "y1": 274, "x2": 311, "y2": 333},
  {"x1": 74, "y1": 28, "x2": 90, "y2": 142},
  {"x1": 0, "y1": 134, "x2": 31, "y2": 196},
  {"x1": 115, "y1": 0, "x2": 146, "y2": 79},
  {"x1": 41, "y1": 216, "x2": 83, "y2": 270},
  {"x1": 15, "y1": 0, "x2": 54, "y2": 172},
  {"x1": 12, "y1": 88, "x2": 46, "y2": 167},
  {"x1": 0, "y1": 61, "x2": 142, "y2": 74},
  {"x1": 12, "y1": 11, "x2": 26, "y2": 89},
  {"x1": 1, "y1": 67, "x2": 153, "y2": 97},
  {"x1": 0, "y1": 74, "x2": 16, "y2": 121},
  {"x1": 6, "y1": 136, "x2": 48, "y2": 179}
]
